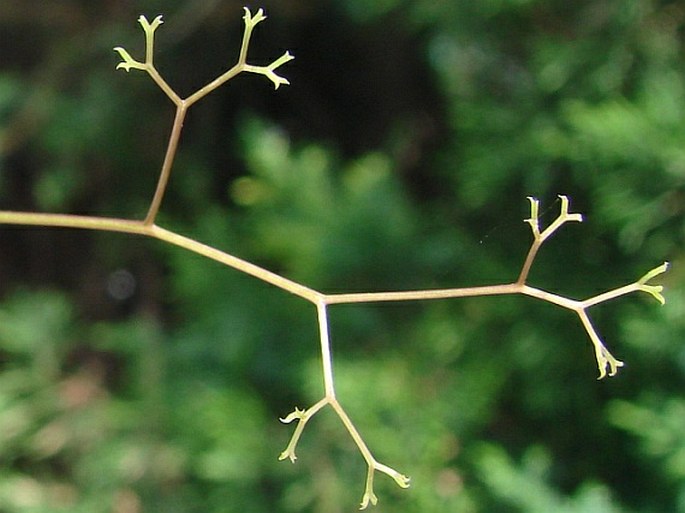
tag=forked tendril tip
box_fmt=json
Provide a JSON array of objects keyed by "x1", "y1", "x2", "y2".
[{"x1": 637, "y1": 262, "x2": 669, "y2": 305}]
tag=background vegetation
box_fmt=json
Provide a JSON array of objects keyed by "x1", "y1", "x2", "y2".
[{"x1": 0, "y1": 0, "x2": 683, "y2": 511}]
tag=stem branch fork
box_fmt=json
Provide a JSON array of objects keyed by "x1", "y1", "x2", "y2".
[{"x1": 0, "y1": 8, "x2": 668, "y2": 509}]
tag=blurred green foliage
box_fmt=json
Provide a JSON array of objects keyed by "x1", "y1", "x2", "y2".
[{"x1": 0, "y1": 0, "x2": 683, "y2": 511}]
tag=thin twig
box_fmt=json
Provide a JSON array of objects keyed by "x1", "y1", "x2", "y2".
[{"x1": 0, "y1": 10, "x2": 668, "y2": 510}]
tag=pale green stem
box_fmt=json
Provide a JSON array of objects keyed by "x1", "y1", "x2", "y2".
[
  {"x1": 577, "y1": 308, "x2": 624, "y2": 379},
  {"x1": 185, "y1": 64, "x2": 243, "y2": 107},
  {"x1": 144, "y1": 104, "x2": 187, "y2": 225},
  {"x1": 325, "y1": 283, "x2": 522, "y2": 305},
  {"x1": 582, "y1": 283, "x2": 641, "y2": 308},
  {"x1": 317, "y1": 301, "x2": 336, "y2": 398},
  {"x1": 278, "y1": 398, "x2": 330, "y2": 462},
  {"x1": 0, "y1": 212, "x2": 320, "y2": 303},
  {"x1": 517, "y1": 239, "x2": 542, "y2": 285},
  {"x1": 143, "y1": 17, "x2": 156, "y2": 64},
  {"x1": 184, "y1": 7, "x2": 263, "y2": 106},
  {"x1": 518, "y1": 195, "x2": 582, "y2": 284},
  {"x1": 328, "y1": 399, "x2": 409, "y2": 509},
  {"x1": 146, "y1": 65, "x2": 181, "y2": 105}
]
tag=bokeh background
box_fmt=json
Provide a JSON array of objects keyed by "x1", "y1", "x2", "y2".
[{"x1": 0, "y1": 0, "x2": 683, "y2": 511}]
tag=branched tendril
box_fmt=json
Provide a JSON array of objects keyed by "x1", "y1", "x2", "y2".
[{"x1": 0, "y1": 7, "x2": 668, "y2": 510}]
